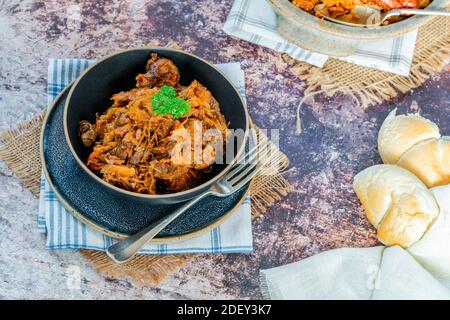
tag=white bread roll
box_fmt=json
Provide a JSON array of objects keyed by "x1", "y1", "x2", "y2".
[
  {"x1": 378, "y1": 109, "x2": 440, "y2": 164},
  {"x1": 397, "y1": 137, "x2": 450, "y2": 188},
  {"x1": 353, "y1": 164, "x2": 440, "y2": 248}
]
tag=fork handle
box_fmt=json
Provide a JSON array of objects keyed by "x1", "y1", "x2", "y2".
[
  {"x1": 384, "y1": 9, "x2": 450, "y2": 21},
  {"x1": 106, "y1": 191, "x2": 212, "y2": 263}
]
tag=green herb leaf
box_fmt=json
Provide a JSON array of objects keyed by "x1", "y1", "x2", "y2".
[{"x1": 151, "y1": 85, "x2": 190, "y2": 119}]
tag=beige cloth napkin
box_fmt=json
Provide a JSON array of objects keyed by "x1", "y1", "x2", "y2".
[{"x1": 260, "y1": 185, "x2": 450, "y2": 300}]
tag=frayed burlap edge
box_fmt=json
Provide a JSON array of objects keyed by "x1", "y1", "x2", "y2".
[
  {"x1": 284, "y1": 17, "x2": 450, "y2": 135},
  {"x1": 250, "y1": 126, "x2": 291, "y2": 217},
  {"x1": 80, "y1": 250, "x2": 194, "y2": 285},
  {"x1": 0, "y1": 111, "x2": 293, "y2": 285},
  {"x1": 0, "y1": 110, "x2": 46, "y2": 196}
]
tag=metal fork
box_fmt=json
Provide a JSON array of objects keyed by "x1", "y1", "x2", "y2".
[{"x1": 106, "y1": 138, "x2": 274, "y2": 263}]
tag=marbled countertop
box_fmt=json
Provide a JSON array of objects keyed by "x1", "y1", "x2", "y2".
[{"x1": 0, "y1": 0, "x2": 449, "y2": 299}]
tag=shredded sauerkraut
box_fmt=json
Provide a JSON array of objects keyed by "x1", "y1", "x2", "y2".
[{"x1": 79, "y1": 53, "x2": 229, "y2": 195}]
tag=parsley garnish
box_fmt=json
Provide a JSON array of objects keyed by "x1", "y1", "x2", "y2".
[{"x1": 151, "y1": 85, "x2": 190, "y2": 119}]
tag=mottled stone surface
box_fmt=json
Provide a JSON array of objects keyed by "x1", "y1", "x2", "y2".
[{"x1": 0, "y1": 0, "x2": 449, "y2": 299}]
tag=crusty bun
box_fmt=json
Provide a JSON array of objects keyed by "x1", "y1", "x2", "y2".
[
  {"x1": 397, "y1": 137, "x2": 450, "y2": 188},
  {"x1": 378, "y1": 109, "x2": 440, "y2": 164},
  {"x1": 353, "y1": 164, "x2": 440, "y2": 248}
]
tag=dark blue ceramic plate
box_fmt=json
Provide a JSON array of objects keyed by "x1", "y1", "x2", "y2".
[{"x1": 41, "y1": 85, "x2": 250, "y2": 240}]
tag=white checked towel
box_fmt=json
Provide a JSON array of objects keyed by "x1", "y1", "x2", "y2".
[
  {"x1": 260, "y1": 185, "x2": 450, "y2": 299},
  {"x1": 38, "y1": 58, "x2": 253, "y2": 254},
  {"x1": 223, "y1": 0, "x2": 418, "y2": 76}
]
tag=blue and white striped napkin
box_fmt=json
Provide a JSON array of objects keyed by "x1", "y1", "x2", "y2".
[
  {"x1": 38, "y1": 58, "x2": 253, "y2": 254},
  {"x1": 223, "y1": 0, "x2": 418, "y2": 76}
]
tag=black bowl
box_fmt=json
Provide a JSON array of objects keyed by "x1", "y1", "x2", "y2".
[{"x1": 64, "y1": 48, "x2": 249, "y2": 204}]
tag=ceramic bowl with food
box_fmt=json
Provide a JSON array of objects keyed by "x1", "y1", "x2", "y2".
[
  {"x1": 267, "y1": 0, "x2": 450, "y2": 56},
  {"x1": 64, "y1": 48, "x2": 249, "y2": 204}
]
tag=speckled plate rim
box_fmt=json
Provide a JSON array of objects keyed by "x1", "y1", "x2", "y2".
[{"x1": 39, "y1": 83, "x2": 252, "y2": 243}]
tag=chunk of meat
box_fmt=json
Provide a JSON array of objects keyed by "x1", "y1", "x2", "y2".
[
  {"x1": 128, "y1": 147, "x2": 146, "y2": 165},
  {"x1": 164, "y1": 171, "x2": 197, "y2": 191},
  {"x1": 110, "y1": 144, "x2": 131, "y2": 160},
  {"x1": 135, "y1": 53, "x2": 180, "y2": 88},
  {"x1": 149, "y1": 160, "x2": 197, "y2": 191},
  {"x1": 79, "y1": 120, "x2": 97, "y2": 147},
  {"x1": 87, "y1": 143, "x2": 116, "y2": 171}
]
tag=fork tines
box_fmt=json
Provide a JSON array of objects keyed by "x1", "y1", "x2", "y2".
[{"x1": 225, "y1": 139, "x2": 275, "y2": 190}]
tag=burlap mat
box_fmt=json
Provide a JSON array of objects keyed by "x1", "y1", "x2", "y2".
[
  {"x1": 285, "y1": 17, "x2": 450, "y2": 134},
  {"x1": 0, "y1": 109, "x2": 293, "y2": 285}
]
